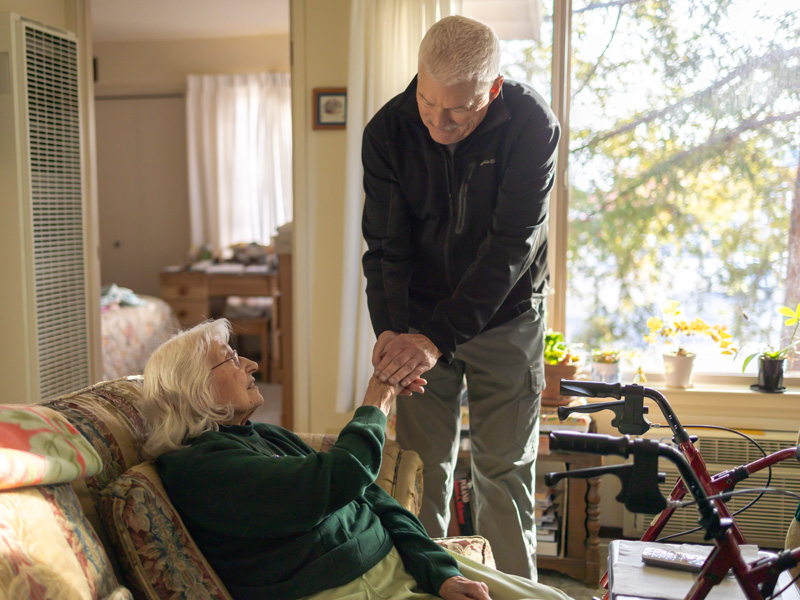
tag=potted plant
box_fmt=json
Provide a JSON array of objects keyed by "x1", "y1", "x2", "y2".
[
  {"x1": 542, "y1": 329, "x2": 582, "y2": 404},
  {"x1": 740, "y1": 302, "x2": 799, "y2": 393},
  {"x1": 644, "y1": 300, "x2": 736, "y2": 388},
  {"x1": 590, "y1": 349, "x2": 622, "y2": 383}
]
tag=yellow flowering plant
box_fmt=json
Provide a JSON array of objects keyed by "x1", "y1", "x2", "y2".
[
  {"x1": 644, "y1": 300, "x2": 736, "y2": 356},
  {"x1": 740, "y1": 302, "x2": 800, "y2": 371},
  {"x1": 591, "y1": 349, "x2": 623, "y2": 363}
]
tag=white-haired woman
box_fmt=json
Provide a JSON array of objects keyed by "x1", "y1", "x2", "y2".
[{"x1": 140, "y1": 319, "x2": 573, "y2": 600}]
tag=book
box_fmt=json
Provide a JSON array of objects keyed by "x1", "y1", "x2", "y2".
[
  {"x1": 453, "y1": 475, "x2": 475, "y2": 536},
  {"x1": 535, "y1": 482, "x2": 564, "y2": 557},
  {"x1": 539, "y1": 408, "x2": 591, "y2": 433}
]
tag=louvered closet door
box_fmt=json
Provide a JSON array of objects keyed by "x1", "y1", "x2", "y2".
[{"x1": 23, "y1": 20, "x2": 89, "y2": 399}]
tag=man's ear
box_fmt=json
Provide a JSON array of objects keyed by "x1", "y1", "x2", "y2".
[{"x1": 489, "y1": 75, "x2": 504, "y2": 102}]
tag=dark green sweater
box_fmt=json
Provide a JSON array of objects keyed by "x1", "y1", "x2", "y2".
[{"x1": 157, "y1": 405, "x2": 461, "y2": 600}]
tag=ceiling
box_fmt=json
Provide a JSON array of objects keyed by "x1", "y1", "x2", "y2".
[
  {"x1": 90, "y1": 0, "x2": 540, "y2": 44},
  {"x1": 90, "y1": 0, "x2": 290, "y2": 43}
]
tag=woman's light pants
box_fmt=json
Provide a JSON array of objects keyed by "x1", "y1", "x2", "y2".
[{"x1": 303, "y1": 547, "x2": 574, "y2": 600}]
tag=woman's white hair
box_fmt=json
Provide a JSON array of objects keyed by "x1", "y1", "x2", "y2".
[
  {"x1": 141, "y1": 319, "x2": 234, "y2": 459},
  {"x1": 418, "y1": 15, "x2": 500, "y2": 93}
]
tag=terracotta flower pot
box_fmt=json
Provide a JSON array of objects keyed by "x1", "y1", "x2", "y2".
[
  {"x1": 663, "y1": 353, "x2": 696, "y2": 388},
  {"x1": 756, "y1": 356, "x2": 786, "y2": 392},
  {"x1": 542, "y1": 361, "x2": 581, "y2": 406}
]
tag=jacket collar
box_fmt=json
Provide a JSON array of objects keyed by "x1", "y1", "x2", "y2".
[{"x1": 392, "y1": 75, "x2": 511, "y2": 141}]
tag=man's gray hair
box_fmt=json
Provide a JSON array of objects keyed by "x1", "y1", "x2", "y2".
[
  {"x1": 418, "y1": 15, "x2": 500, "y2": 92},
  {"x1": 141, "y1": 319, "x2": 235, "y2": 459}
]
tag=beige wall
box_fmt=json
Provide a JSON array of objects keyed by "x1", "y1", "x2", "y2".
[
  {"x1": 0, "y1": 0, "x2": 103, "y2": 394},
  {"x1": 290, "y1": 0, "x2": 352, "y2": 434},
  {"x1": 94, "y1": 34, "x2": 290, "y2": 94},
  {"x1": 0, "y1": 0, "x2": 71, "y2": 28},
  {"x1": 92, "y1": 33, "x2": 290, "y2": 295}
]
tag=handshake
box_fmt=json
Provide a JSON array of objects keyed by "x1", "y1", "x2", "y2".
[{"x1": 361, "y1": 331, "x2": 443, "y2": 415}]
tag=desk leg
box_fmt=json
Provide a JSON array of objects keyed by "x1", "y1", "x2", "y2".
[{"x1": 585, "y1": 475, "x2": 602, "y2": 586}]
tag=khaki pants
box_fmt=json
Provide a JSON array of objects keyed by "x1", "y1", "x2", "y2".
[
  {"x1": 303, "y1": 547, "x2": 574, "y2": 600},
  {"x1": 397, "y1": 309, "x2": 545, "y2": 579}
]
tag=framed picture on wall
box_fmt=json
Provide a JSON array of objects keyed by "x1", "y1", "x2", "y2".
[{"x1": 313, "y1": 88, "x2": 347, "y2": 130}]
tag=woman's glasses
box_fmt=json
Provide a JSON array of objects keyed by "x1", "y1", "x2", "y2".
[{"x1": 211, "y1": 350, "x2": 240, "y2": 370}]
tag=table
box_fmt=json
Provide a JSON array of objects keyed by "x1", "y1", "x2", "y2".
[
  {"x1": 160, "y1": 268, "x2": 282, "y2": 385},
  {"x1": 538, "y1": 442, "x2": 604, "y2": 586},
  {"x1": 607, "y1": 540, "x2": 800, "y2": 599},
  {"x1": 453, "y1": 421, "x2": 603, "y2": 586}
]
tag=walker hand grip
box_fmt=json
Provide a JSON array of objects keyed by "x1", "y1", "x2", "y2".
[
  {"x1": 549, "y1": 431, "x2": 631, "y2": 457},
  {"x1": 560, "y1": 380, "x2": 622, "y2": 399}
]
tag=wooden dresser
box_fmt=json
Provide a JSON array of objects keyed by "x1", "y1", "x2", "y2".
[{"x1": 159, "y1": 264, "x2": 293, "y2": 429}]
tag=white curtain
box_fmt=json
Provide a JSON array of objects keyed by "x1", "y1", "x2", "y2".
[
  {"x1": 186, "y1": 73, "x2": 293, "y2": 256},
  {"x1": 337, "y1": 0, "x2": 459, "y2": 412}
]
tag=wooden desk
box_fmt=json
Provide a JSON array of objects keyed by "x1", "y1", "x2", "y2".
[
  {"x1": 160, "y1": 268, "x2": 282, "y2": 380},
  {"x1": 453, "y1": 423, "x2": 602, "y2": 586},
  {"x1": 160, "y1": 265, "x2": 294, "y2": 430},
  {"x1": 538, "y1": 447, "x2": 603, "y2": 586}
]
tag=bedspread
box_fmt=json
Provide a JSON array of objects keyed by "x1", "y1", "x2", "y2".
[{"x1": 101, "y1": 295, "x2": 180, "y2": 380}]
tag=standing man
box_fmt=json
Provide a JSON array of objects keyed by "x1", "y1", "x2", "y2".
[{"x1": 361, "y1": 15, "x2": 560, "y2": 580}]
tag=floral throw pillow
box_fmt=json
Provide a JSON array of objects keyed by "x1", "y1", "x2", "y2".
[
  {"x1": 98, "y1": 462, "x2": 234, "y2": 600},
  {"x1": 0, "y1": 405, "x2": 103, "y2": 490}
]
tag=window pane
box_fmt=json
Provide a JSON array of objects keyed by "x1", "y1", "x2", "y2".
[
  {"x1": 565, "y1": 0, "x2": 800, "y2": 376},
  {"x1": 499, "y1": 6, "x2": 553, "y2": 104}
]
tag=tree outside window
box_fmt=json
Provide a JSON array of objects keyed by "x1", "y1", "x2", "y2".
[{"x1": 501, "y1": 0, "x2": 800, "y2": 377}]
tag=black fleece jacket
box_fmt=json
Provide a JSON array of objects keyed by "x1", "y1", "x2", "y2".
[{"x1": 362, "y1": 76, "x2": 560, "y2": 362}]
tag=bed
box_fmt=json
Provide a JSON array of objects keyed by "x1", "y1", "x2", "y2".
[{"x1": 101, "y1": 293, "x2": 181, "y2": 380}]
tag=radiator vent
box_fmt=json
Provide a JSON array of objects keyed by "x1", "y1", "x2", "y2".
[
  {"x1": 625, "y1": 431, "x2": 800, "y2": 549},
  {"x1": 24, "y1": 20, "x2": 89, "y2": 399},
  {"x1": 632, "y1": 463, "x2": 799, "y2": 549},
  {"x1": 696, "y1": 436, "x2": 800, "y2": 471}
]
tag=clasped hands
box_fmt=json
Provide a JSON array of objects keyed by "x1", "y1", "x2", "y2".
[
  {"x1": 367, "y1": 333, "x2": 491, "y2": 599},
  {"x1": 362, "y1": 331, "x2": 437, "y2": 414},
  {"x1": 372, "y1": 331, "x2": 442, "y2": 389}
]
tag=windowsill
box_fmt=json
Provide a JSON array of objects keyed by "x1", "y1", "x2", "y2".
[{"x1": 587, "y1": 377, "x2": 800, "y2": 435}]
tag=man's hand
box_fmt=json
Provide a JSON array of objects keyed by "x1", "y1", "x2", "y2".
[
  {"x1": 439, "y1": 576, "x2": 492, "y2": 600},
  {"x1": 372, "y1": 330, "x2": 401, "y2": 369},
  {"x1": 373, "y1": 333, "x2": 442, "y2": 387}
]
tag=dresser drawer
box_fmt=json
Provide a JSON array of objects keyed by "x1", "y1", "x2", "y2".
[
  {"x1": 165, "y1": 299, "x2": 209, "y2": 326},
  {"x1": 160, "y1": 272, "x2": 208, "y2": 300}
]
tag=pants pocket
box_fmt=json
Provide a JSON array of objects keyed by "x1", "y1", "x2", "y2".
[{"x1": 514, "y1": 367, "x2": 542, "y2": 454}]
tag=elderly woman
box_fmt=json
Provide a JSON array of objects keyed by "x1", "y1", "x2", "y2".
[{"x1": 140, "y1": 319, "x2": 573, "y2": 600}]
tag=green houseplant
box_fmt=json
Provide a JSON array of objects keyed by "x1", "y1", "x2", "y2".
[
  {"x1": 542, "y1": 330, "x2": 582, "y2": 404},
  {"x1": 740, "y1": 302, "x2": 800, "y2": 392},
  {"x1": 644, "y1": 300, "x2": 736, "y2": 388}
]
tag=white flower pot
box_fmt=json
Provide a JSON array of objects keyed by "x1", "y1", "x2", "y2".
[
  {"x1": 591, "y1": 361, "x2": 620, "y2": 383},
  {"x1": 663, "y1": 353, "x2": 696, "y2": 388}
]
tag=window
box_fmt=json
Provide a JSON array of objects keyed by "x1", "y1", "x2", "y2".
[{"x1": 500, "y1": 0, "x2": 800, "y2": 380}]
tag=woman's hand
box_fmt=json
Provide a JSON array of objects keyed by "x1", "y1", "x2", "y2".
[
  {"x1": 439, "y1": 576, "x2": 492, "y2": 600},
  {"x1": 361, "y1": 373, "x2": 427, "y2": 415}
]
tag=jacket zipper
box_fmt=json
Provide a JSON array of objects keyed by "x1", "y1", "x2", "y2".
[
  {"x1": 443, "y1": 150, "x2": 454, "y2": 289},
  {"x1": 455, "y1": 162, "x2": 476, "y2": 235}
]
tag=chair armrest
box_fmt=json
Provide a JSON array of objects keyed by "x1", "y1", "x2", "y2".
[
  {"x1": 296, "y1": 434, "x2": 423, "y2": 515},
  {"x1": 433, "y1": 536, "x2": 496, "y2": 569}
]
